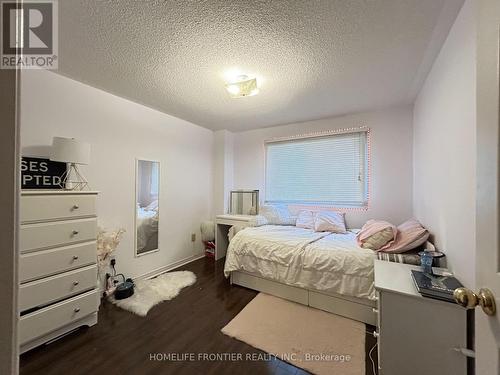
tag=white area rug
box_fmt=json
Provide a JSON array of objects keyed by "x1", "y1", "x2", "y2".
[
  {"x1": 222, "y1": 293, "x2": 365, "y2": 375},
  {"x1": 110, "y1": 271, "x2": 196, "y2": 316}
]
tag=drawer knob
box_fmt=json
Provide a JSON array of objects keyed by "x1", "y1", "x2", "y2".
[
  {"x1": 373, "y1": 331, "x2": 379, "y2": 338},
  {"x1": 73, "y1": 281, "x2": 79, "y2": 286},
  {"x1": 372, "y1": 308, "x2": 379, "y2": 314},
  {"x1": 72, "y1": 230, "x2": 79, "y2": 236},
  {"x1": 74, "y1": 308, "x2": 81, "y2": 313},
  {"x1": 73, "y1": 255, "x2": 79, "y2": 260},
  {"x1": 72, "y1": 204, "x2": 79, "y2": 210}
]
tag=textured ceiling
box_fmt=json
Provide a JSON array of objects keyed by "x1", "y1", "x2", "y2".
[{"x1": 57, "y1": 0, "x2": 462, "y2": 131}]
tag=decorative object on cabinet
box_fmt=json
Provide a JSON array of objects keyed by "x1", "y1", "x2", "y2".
[
  {"x1": 229, "y1": 190, "x2": 259, "y2": 215},
  {"x1": 50, "y1": 137, "x2": 91, "y2": 191},
  {"x1": 21, "y1": 157, "x2": 67, "y2": 189},
  {"x1": 19, "y1": 190, "x2": 99, "y2": 353}
]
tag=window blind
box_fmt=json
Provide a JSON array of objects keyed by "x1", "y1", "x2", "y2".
[{"x1": 265, "y1": 130, "x2": 368, "y2": 207}]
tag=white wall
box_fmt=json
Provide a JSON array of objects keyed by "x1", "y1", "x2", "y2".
[
  {"x1": 213, "y1": 130, "x2": 234, "y2": 215},
  {"x1": 413, "y1": 0, "x2": 475, "y2": 287},
  {"x1": 20, "y1": 70, "x2": 214, "y2": 280},
  {"x1": 232, "y1": 106, "x2": 414, "y2": 228}
]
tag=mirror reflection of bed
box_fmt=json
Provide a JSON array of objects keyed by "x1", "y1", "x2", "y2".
[{"x1": 136, "y1": 159, "x2": 160, "y2": 255}]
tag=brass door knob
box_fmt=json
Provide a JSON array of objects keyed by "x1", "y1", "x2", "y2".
[{"x1": 454, "y1": 287, "x2": 496, "y2": 316}]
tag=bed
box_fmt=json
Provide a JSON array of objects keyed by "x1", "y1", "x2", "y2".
[{"x1": 224, "y1": 225, "x2": 422, "y2": 325}]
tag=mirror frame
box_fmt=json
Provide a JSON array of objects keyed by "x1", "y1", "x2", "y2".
[{"x1": 134, "y1": 158, "x2": 160, "y2": 257}]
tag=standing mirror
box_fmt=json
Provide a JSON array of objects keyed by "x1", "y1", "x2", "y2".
[{"x1": 135, "y1": 159, "x2": 160, "y2": 256}]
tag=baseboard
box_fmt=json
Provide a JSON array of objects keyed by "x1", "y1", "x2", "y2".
[
  {"x1": 136, "y1": 252, "x2": 206, "y2": 281},
  {"x1": 99, "y1": 252, "x2": 206, "y2": 294}
]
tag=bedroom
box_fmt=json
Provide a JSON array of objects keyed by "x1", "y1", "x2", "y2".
[{"x1": 0, "y1": 0, "x2": 498, "y2": 374}]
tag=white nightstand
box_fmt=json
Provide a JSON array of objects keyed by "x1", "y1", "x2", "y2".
[
  {"x1": 374, "y1": 260, "x2": 469, "y2": 375},
  {"x1": 215, "y1": 214, "x2": 254, "y2": 260}
]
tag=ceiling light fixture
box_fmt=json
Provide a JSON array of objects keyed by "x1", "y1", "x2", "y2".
[{"x1": 225, "y1": 75, "x2": 259, "y2": 98}]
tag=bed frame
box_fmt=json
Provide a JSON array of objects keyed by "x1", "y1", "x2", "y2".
[{"x1": 230, "y1": 270, "x2": 377, "y2": 326}]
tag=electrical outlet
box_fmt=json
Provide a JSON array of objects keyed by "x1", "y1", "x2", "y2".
[{"x1": 191, "y1": 233, "x2": 196, "y2": 242}]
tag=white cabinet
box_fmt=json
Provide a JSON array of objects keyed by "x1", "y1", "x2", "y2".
[
  {"x1": 374, "y1": 260, "x2": 468, "y2": 375},
  {"x1": 19, "y1": 191, "x2": 100, "y2": 353}
]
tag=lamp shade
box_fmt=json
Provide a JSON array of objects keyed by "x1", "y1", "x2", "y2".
[{"x1": 50, "y1": 137, "x2": 90, "y2": 165}]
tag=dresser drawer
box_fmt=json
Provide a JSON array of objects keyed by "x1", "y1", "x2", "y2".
[
  {"x1": 20, "y1": 218, "x2": 97, "y2": 253},
  {"x1": 20, "y1": 193, "x2": 96, "y2": 223},
  {"x1": 20, "y1": 241, "x2": 96, "y2": 282},
  {"x1": 19, "y1": 265, "x2": 97, "y2": 312},
  {"x1": 19, "y1": 290, "x2": 99, "y2": 345}
]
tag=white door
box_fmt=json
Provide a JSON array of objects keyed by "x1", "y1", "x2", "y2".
[{"x1": 475, "y1": 0, "x2": 500, "y2": 373}]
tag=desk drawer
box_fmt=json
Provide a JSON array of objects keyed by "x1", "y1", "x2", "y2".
[
  {"x1": 20, "y1": 194, "x2": 96, "y2": 223},
  {"x1": 19, "y1": 265, "x2": 97, "y2": 312},
  {"x1": 20, "y1": 218, "x2": 97, "y2": 253},
  {"x1": 20, "y1": 241, "x2": 96, "y2": 282},
  {"x1": 19, "y1": 290, "x2": 99, "y2": 345}
]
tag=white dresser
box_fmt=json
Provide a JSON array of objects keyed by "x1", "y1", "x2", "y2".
[
  {"x1": 374, "y1": 260, "x2": 469, "y2": 375},
  {"x1": 19, "y1": 190, "x2": 100, "y2": 353}
]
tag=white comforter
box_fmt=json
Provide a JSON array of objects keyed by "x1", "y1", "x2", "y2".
[{"x1": 224, "y1": 225, "x2": 377, "y2": 300}]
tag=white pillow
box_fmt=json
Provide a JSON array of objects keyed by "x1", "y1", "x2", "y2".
[
  {"x1": 296, "y1": 210, "x2": 314, "y2": 229},
  {"x1": 249, "y1": 215, "x2": 269, "y2": 227},
  {"x1": 259, "y1": 204, "x2": 296, "y2": 225},
  {"x1": 313, "y1": 211, "x2": 347, "y2": 233}
]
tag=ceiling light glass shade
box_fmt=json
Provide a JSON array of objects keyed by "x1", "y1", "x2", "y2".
[{"x1": 225, "y1": 76, "x2": 259, "y2": 98}]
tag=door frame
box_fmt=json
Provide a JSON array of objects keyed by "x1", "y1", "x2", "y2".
[
  {"x1": 0, "y1": 49, "x2": 20, "y2": 375},
  {"x1": 475, "y1": 0, "x2": 500, "y2": 373}
]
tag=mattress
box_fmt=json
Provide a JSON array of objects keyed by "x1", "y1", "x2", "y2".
[{"x1": 224, "y1": 225, "x2": 377, "y2": 300}]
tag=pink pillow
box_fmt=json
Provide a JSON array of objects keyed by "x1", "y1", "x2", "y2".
[
  {"x1": 356, "y1": 220, "x2": 397, "y2": 250},
  {"x1": 383, "y1": 219, "x2": 429, "y2": 253},
  {"x1": 313, "y1": 211, "x2": 347, "y2": 233},
  {"x1": 296, "y1": 210, "x2": 314, "y2": 229}
]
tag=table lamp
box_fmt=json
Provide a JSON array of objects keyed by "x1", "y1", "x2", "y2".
[{"x1": 50, "y1": 137, "x2": 91, "y2": 190}]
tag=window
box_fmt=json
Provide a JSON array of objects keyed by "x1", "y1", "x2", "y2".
[
  {"x1": 150, "y1": 162, "x2": 159, "y2": 196},
  {"x1": 265, "y1": 130, "x2": 369, "y2": 208}
]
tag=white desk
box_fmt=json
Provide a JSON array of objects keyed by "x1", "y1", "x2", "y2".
[
  {"x1": 374, "y1": 260, "x2": 469, "y2": 375},
  {"x1": 215, "y1": 214, "x2": 254, "y2": 260}
]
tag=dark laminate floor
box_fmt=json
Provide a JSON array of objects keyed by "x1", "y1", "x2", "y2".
[{"x1": 20, "y1": 257, "x2": 378, "y2": 375}]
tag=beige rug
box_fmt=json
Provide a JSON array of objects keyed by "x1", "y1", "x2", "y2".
[{"x1": 221, "y1": 293, "x2": 365, "y2": 375}]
